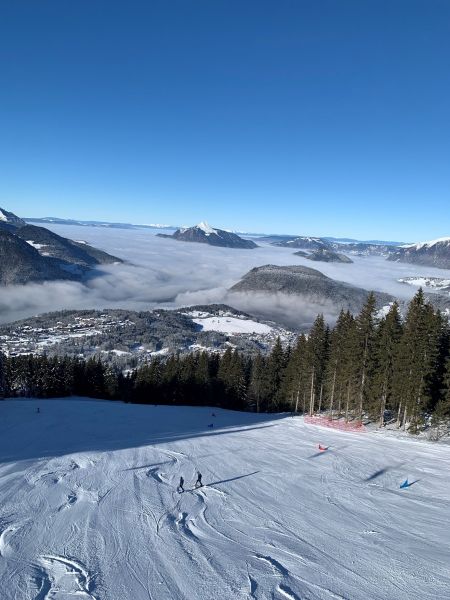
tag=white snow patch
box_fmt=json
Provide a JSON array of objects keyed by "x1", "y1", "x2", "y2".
[
  {"x1": 193, "y1": 315, "x2": 273, "y2": 334},
  {"x1": 25, "y1": 240, "x2": 47, "y2": 251},
  {"x1": 399, "y1": 277, "x2": 450, "y2": 291},
  {"x1": 376, "y1": 303, "x2": 395, "y2": 319},
  {"x1": 196, "y1": 221, "x2": 217, "y2": 236},
  {"x1": 149, "y1": 347, "x2": 170, "y2": 356},
  {"x1": 402, "y1": 237, "x2": 450, "y2": 250}
]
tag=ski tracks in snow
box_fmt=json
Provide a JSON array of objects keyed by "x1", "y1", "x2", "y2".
[
  {"x1": 2, "y1": 402, "x2": 450, "y2": 599},
  {"x1": 33, "y1": 554, "x2": 98, "y2": 600},
  {"x1": 0, "y1": 516, "x2": 19, "y2": 559}
]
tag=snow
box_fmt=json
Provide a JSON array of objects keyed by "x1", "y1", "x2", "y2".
[
  {"x1": 0, "y1": 209, "x2": 7, "y2": 222},
  {"x1": 402, "y1": 237, "x2": 450, "y2": 250},
  {"x1": 376, "y1": 302, "x2": 395, "y2": 318},
  {"x1": 399, "y1": 277, "x2": 450, "y2": 292},
  {"x1": 149, "y1": 347, "x2": 170, "y2": 356},
  {"x1": 102, "y1": 349, "x2": 131, "y2": 356},
  {"x1": 193, "y1": 315, "x2": 273, "y2": 335},
  {"x1": 1, "y1": 399, "x2": 449, "y2": 599},
  {"x1": 286, "y1": 237, "x2": 323, "y2": 245},
  {"x1": 196, "y1": 221, "x2": 217, "y2": 236},
  {"x1": 25, "y1": 240, "x2": 48, "y2": 251}
]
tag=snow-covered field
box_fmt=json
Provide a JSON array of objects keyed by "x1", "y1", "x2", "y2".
[
  {"x1": 192, "y1": 315, "x2": 273, "y2": 335},
  {"x1": 398, "y1": 277, "x2": 450, "y2": 294},
  {"x1": 1, "y1": 399, "x2": 449, "y2": 599}
]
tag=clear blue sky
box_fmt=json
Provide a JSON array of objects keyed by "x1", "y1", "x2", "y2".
[{"x1": 1, "y1": 1, "x2": 449, "y2": 240}]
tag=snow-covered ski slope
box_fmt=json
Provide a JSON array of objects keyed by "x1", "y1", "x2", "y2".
[{"x1": 0, "y1": 399, "x2": 449, "y2": 600}]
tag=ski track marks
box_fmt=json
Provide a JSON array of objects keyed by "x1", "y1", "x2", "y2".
[
  {"x1": 33, "y1": 555, "x2": 98, "y2": 599},
  {"x1": 0, "y1": 518, "x2": 17, "y2": 559},
  {"x1": 1, "y1": 401, "x2": 450, "y2": 599}
]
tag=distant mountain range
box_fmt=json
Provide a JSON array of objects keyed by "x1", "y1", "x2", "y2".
[
  {"x1": 388, "y1": 237, "x2": 450, "y2": 269},
  {"x1": 25, "y1": 216, "x2": 177, "y2": 230},
  {"x1": 22, "y1": 213, "x2": 450, "y2": 269},
  {"x1": 0, "y1": 207, "x2": 122, "y2": 285},
  {"x1": 272, "y1": 236, "x2": 330, "y2": 250},
  {"x1": 256, "y1": 234, "x2": 406, "y2": 247},
  {"x1": 261, "y1": 233, "x2": 450, "y2": 267},
  {"x1": 157, "y1": 221, "x2": 258, "y2": 249}
]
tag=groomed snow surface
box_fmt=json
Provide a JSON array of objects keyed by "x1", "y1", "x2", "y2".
[
  {"x1": 0, "y1": 400, "x2": 449, "y2": 600},
  {"x1": 192, "y1": 315, "x2": 273, "y2": 335}
]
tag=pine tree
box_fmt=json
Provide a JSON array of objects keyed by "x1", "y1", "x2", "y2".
[
  {"x1": 324, "y1": 310, "x2": 357, "y2": 420},
  {"x1": 354, "y1": 293, "x2": 377, "y2": 421},
  {"x1": 370, "y1": 301, "x2": 403, "y2": 426},
  {"x1": 430, "y1": 358, "x2": 450, "y2": 440},
  {"x1": 0, "y1": 352, "x2": 6, "y2": 398},
  {"x1": 393, "y1": 289, "x2": 441, "y2": 431},
  {"x1": 304, "y1": 315, "x2": 328, "y2": 415},
  {"x1": 249, "y1": 353, "x2": 265, "y2": 412},
  {"x1": 265, "y1": 337, "x2": 287, "y2": 411},
  {"x1": 281, "y1": 335, "x2": 308, "y2": 413}
]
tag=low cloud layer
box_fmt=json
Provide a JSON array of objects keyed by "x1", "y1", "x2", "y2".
[{"x1": 1, "y1": 224, "x2": 449, "y2": 327}]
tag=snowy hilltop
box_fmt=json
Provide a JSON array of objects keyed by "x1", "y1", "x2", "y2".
[
  {"x1": 0, "y1": 207, "x2": 122, "y2": 285},
  {"x1": 157, "y1": 221, "x2": 258, "y2": 249},
  {"x1": 388, "y1": 236, "x2": 450, "y2": 269}
]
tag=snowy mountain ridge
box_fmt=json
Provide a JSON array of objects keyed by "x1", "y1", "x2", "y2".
[
  {"x1": 388, "y1": 235, "x2": 450, "y2": 269},
  {"x1": 157, "y1": 222, "x2": 258, "y2": 249},
  {"x1": 0, "y1": 207, "x2": 122, "y2": 285},
  {"x1": 0, "y1": 206, "x2": 26, "y2": 228},
  {"x1": 401, "y1": 237, "x2": 450, "y2": 250}
]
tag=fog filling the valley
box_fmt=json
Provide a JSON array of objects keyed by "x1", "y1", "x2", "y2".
[{"x1": 1, "y1": 224, "x2": 450, "y2": 328}]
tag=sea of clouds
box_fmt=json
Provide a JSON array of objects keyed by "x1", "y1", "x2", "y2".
[{"x1": 1, "y1": 224, "x2": 449, "y2": 328}]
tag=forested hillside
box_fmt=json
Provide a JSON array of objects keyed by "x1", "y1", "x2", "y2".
[{"x1": 1, "y1": 290, "x2": 449, "y2": 435}]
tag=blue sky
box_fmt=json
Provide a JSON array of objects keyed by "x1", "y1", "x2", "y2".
[{"x1": 1, "y1": 1, "x2": 449, "y2": 240}]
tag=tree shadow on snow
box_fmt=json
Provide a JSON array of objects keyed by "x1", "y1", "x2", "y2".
[{"x1": 0, "y1": 400, "x2": 288, "y2": 464}]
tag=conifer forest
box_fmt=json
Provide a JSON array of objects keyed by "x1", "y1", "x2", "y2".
[{"x1": 2, "y1": 290, "x2": 449, "y2": 435}]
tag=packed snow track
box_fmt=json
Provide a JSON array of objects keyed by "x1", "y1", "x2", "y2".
[{"x1": 0, "y1": 399, "x2": 449, "y2": 599}]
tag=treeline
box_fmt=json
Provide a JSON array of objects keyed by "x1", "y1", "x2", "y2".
[{"x1": 1, "y1": 290, "x2": 450, "y2": 434}]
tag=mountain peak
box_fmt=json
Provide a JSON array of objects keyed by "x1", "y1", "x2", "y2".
[
  {"x1": 196, "y1": 221, "x2": 216, "y2": 235},
  {"x1": 389, "y1": 235, "x2": 450, "y2": 269},
  {"x1": 0, "y1": 207, "x2": 26, "y2": 228},
  {"x1": 404, "y1": 237, "x2": 450, "y2": 250},
  {"x1": 157, "y1": 222, "x2": 258, "y2": 249}
]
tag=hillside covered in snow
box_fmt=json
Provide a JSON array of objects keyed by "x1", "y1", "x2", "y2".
[
  {"x1": 0, "y1": 399, "x2": 449, "y2": 599},
  {"x1": 388, "y1": 237, "x2": 450, "y2": 269}
]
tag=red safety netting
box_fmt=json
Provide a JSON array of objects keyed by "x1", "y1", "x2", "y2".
[{"x1": 304, "y1": 415, "x2": 367, "y2": 432}]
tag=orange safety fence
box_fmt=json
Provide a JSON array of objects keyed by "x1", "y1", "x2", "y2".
[{"x1": 304, "y1": 415, "x2": 367, "y2": 432}]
